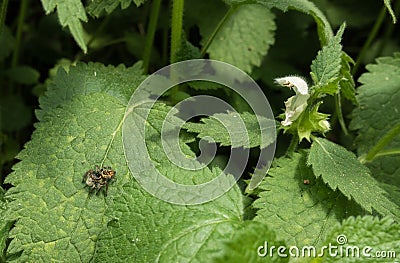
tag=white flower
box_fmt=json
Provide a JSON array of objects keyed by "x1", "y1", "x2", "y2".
[
  {"x1": 275, "y1": 76, "x2": 310, "y2": 126},
  {"x1": 274, "y1": 76, "x2": 309, "y2": 95}
]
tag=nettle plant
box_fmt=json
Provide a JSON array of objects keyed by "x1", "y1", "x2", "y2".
[{"x1": 1, "y1": 0, "x2": 400, "y2": 262}]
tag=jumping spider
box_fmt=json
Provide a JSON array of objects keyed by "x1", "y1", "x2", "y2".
[{"x1": 83, "y1": 165, "x2": 116, "y2": 196}]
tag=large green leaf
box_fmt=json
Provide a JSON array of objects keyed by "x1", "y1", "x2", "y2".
[
  {"x1": 308, "y1": 137, "x2": 400, "y2": 219},
  {"x1": 204, "y1": 4, "x2": 276, "y2": 73},
  {"x1": 253, "y1": 152, "x2": 363, "y2": 248},
  {"x1": 320, "y1": 216, "x2": 400, "y2": 262},
  {"x1": 350, "y1": 53, "x2": 400, "y2": 185},
  {"x1": 41, "y1": 0, "x2": 88, "y2": 52},
  {"x1": 4, "y1": 63, "x2": 244, "y2": 261}
]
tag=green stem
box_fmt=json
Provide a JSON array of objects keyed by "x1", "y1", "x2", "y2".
[
  {"x1": 11, "y1": 0, "x2": 29, "y2": 67},
  {"x1": 373, "y1": 149, "x2": 400, "y2": 158},
  {"x1": 363, "y1": 122, "x2": 400, "y2": 163},
  {"x1": 286, "y1": 134, "x2": 299, "y2": 156},
  {"x1": 73, "y1": 16, "x2": 112, "y2": 63},
  {"x1": 87, "y1": 15, "x2": 111, "y2": 48},
  {"x1": 170, "y1": 0, "x2": 184, "y2": 63},
  {"x1": 200, "y1": 6, "x2": 237, "y2": 57},
  {"x1": 377, "y1": 0, "x2": 400, "y2": 56},
  {"x1": 142, "y1": 0, "x2": 162, "y2": 74},
  {"x1": 334, "y1": 93, "x2": 348, "y2": 135},
  {"x1": 0, "y1": 0, "x2": 8, "y2": 35},
  {"x1": 352, "y1": 6, "x2": 386, "y2": 75}
]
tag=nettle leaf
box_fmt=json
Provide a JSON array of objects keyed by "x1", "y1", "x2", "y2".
[
  {"x1": 4, "y1": 63, "x2": 244, "y2": 261},
  {"x1": 94, "y1": 102, "x2": 244, "y2": 262},
  {"x1": 310, "y1": 24, "x2": 344, "y2": 92},
  {"x1": 339, "y1": 52, "x2": 357, "y2": 105},
  {"x1": 320, "y1": 216, "x2": 400, "y2": 262},
  {"x1": 212, "y1": 221, "x2": 288, "y2": 263},
  {"x1": 350, "y1": 53, "x2": 400, "y2": 185},
  {"x1": 223, "y1": 0, "x2": 333, "y2": 45},
  {"x1": 254, "y1": 152, "x2": 363, "y2": 248},
  {"x1": 87, "y1": 0, "x2": 145, "y2": 18},
  {"x1": 204, "y1": 4, "x2": 276, "y2": 73},
  {"x1": 307, "y1": 137, "x2": 400, "y2": 218},
  {"x1": 41, "y1": 0, "x2": 88, "y2": 52},
  {"x1": 183, "y1": 112, "x2": 276, "y2": 149}
]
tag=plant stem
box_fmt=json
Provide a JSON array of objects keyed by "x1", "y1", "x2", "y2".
[
  {"x1": 170, "y1": 0, "x2": 184, "y2": 63},
  {"x1": 363, "y1": 122, "x2": 400, "y2": 163},
  {"x1": 11, "y1": 0, "x2": 28, "y2": 68},
  {"x1": 286, "y1": 134, "x2": 299, "y2": 156},
  {"x1": 352, "y1": 6, "x2": 386, "y2": 75},
  {"x1": 335, "y1": 93, "x2": 348, "y2": 135},
  {"x1": 200, "y1": 6, "x2": 237, "y2": 57},
  {"x1": 373, "y1": 149, "x2": 400, "y2": 159},
  {"x1": 377, "y1": 0, "x2": 400, "y2": 56},
  {"x1": 142, "y1": 0, "x2": 162, "y2": 73},
  {"x1": 0, "y1": 0, "x2": 8, "y2": 35}
]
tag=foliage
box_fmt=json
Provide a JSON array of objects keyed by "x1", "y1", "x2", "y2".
[{"x1": 1, "y1": 0, "x2": 399, "y2": 262}]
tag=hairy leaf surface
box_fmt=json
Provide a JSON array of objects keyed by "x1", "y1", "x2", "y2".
[
  {"x1": 254, "y1": 152, "x2": 363, "y2": 247},
  {"x1": 350, "y1": 53, "x2": 400, "y2": 185},
  {"x1": 321, "y1": 216, "x2": 400, "y2": 262},
  {"x1": 308, "y1": 137, "x2": 400, "y2": 218},
  {"x1": 4, "y1": 63, "x2": 243, "y2": 262}
]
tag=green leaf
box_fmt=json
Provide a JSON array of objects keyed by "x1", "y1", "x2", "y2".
[
  {"x1": 296, "y1": 101, "x2": 330, "y2": 142},
  {"x1": 6, "y1": 66, "x2": 40, "y2": 85},
  {"x1": 0, "y1": 95, "x2": 32, "y2": 132},
  {"x1": 4, "y1": 62, "x2": 244, "y2": 261},
  {"x1": 223, "y1": 0, "x2": 333, "y2": 45},
  {"x1": 212, "y1": 221, "x2": 288, "y2": 263},
  {"x1": 320, "y1": 216, "x2": 400, "y2": 262},
  {"x1": 310, "y1": 24, "x2": 344, "y2": 89},
  {"x1": 87, "y1": 0, "x2": 145, "y2": 18},
  {"x1": 204, "y1": 4, "x2": 276, "y2": 73},
  {"x1": 183, "y1": 111, "x2": 276, "y2": 149},
  {"x1": 0, "y1": 26, "x2": 15, "y2": 61},
  {"x1": 41, "y1": 0, "x2": 88, "y2": 52},
  {"x1": 383, "y1": 0, "x2": 397, "y2": 24},
  {"x1": 254, "y1": 152, "x2": 363, "y2": 247},
  {"x1": 350, "y1": 53, "x2": 400, "y2": 185},
  {"x1": 307, "y1": 137, "x2": 400, "y2": 218},
  {"x1": 339, "y1": 52, "x2": 357, "y2": 105},
  {"x1": 93, "y1": 103, "x2": 244, "y2": 262}
]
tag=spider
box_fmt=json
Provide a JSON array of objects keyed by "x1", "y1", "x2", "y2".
[{"x1": 83, "y1": 165, "x2": 116, "y2": 196}]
